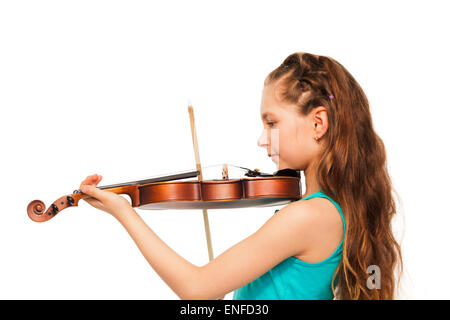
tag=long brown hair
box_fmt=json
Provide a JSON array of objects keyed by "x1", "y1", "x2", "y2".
[{"x1": 264, "y1": 52, "x2": 403, "y2": 299}]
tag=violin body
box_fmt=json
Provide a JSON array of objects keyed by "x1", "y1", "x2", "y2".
[
  {"x1": 27, "y1": 168, "x2": 302, "y2": 222},
  {"x1": 132, "y1": 176, "x2": 301, "y2": 210}
]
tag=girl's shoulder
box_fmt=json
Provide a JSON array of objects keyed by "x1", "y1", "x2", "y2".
[
  {"x1": 283, "y1": 196, "x2": 342, "y2": 226},
  {"x1": 278, "y1": 196, "x2": 344, "y2": 256}
]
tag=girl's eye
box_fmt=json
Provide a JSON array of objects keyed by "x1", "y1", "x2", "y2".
[{"x1": 267, "y1": 122, "x2": 275, "y2": 127}]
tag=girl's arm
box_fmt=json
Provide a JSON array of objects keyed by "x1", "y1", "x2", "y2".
[{"x1": 114, "y1": 199, "x2": 322, "y2": 300}]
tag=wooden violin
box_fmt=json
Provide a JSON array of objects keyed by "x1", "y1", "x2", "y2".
[
  {"x1": 27, "y1": 103, "x2": 302, "y2": 274},
  {"x1": 27, "y1": 165, "x2": 301, "y2": 223}
]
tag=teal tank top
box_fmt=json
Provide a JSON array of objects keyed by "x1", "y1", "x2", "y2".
[{"x1": 232, "y1": 190, "x2": 346, "y2": 300}]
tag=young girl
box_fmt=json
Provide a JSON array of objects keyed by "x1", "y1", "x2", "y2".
[{"x1": 79, "y1": 52, "x2": 403, "y2": 300}]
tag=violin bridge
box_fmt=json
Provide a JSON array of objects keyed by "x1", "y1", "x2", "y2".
[{"x1": 221, "y1": 164, "x2": 229, "y2": 180}]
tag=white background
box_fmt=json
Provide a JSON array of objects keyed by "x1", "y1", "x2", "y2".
[{"x1": 1, "y1": 0, "x2": 449, "y2": 299}]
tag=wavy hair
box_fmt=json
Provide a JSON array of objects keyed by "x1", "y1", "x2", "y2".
[{"x1": 264, "y1": 52, "x2": 403, "y2": 299}]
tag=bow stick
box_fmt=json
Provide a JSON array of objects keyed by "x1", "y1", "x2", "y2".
[{"x1": 187, "y1": 103, "x2": 214, "y2": 261}]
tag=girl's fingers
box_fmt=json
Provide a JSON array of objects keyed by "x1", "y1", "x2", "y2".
[
  {"x1": 80, "y1": 174, "x2": 102, "y2": 188},
  {"x1": 79, "y1": 174, "x2": 106, "y2": 210},
  {"x1": 80, "y1": 176, "x2": 93, "y2": 188}
]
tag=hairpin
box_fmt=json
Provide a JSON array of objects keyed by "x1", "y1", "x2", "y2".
[{"x1": 329, "y1": 94, "x2": 334, "y2": 100}]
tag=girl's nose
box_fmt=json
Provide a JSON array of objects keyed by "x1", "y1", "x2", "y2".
[{"x1": 257, "y1": 129, "x2": 268, "y2": 148}]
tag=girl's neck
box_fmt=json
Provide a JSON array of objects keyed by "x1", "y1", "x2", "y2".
[{"x1": 303, "y1": 163, "x2": 321, "y2": 198}]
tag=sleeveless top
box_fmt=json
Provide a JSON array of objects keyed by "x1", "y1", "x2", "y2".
[{"x1": 232, "y1": 190, "x2": 346, "y2": 300}]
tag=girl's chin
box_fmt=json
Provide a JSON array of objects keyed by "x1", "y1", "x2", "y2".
[{"x1": 271, "y1": 154, "x2": 280, "y2": 165}]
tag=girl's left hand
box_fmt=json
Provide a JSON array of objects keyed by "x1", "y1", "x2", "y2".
[{"x1": 79, "y1": 174, "x2": 132, "y2": 218}]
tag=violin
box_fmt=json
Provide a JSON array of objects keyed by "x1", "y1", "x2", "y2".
[
  {"x1": 27, "y1": 165, "x2": 301, "y2": 223},
  {"x1": 26, "y1": 103, "x2": 302, "y2": 272}
]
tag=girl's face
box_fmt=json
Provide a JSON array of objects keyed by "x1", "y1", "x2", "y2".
[{"x1": 257, "y1": 82, "x2": 326, "y2": 171}]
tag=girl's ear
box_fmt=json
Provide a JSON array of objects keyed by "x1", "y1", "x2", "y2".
[{"x1": 312, "y1": 106, "x2": 329, "y2": 140}]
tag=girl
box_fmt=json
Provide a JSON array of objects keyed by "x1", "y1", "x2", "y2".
[{"x1": 79, "y1": 52, "x2": 403, "y2": 300}]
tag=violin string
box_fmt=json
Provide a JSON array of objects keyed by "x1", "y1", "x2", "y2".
[
  {"x1": 201, "y1": 163, "x2": 251, "y2": 172},
  {"x1": 82, "y1": 164, "x2": 255, "y2": 191}
]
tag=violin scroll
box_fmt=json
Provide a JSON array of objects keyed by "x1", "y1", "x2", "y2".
[
  {"x1": 27, "y1": 200, "x2": 46, "y2": 221},
  {"x1": 27, "y1": 185, "x2": 140, "y2": 223}
]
